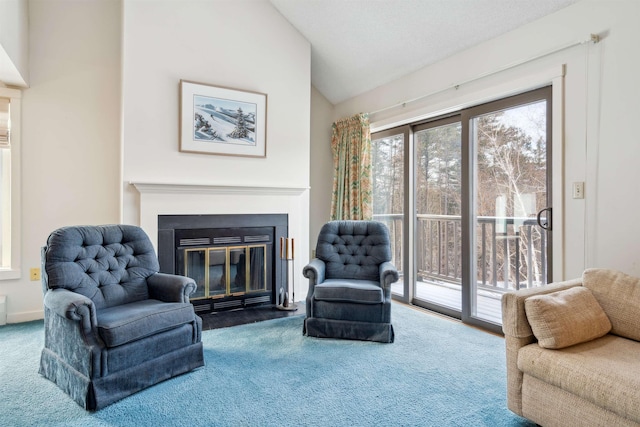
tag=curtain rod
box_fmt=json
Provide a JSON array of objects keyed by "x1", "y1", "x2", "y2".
[{"x1": 369, "y1": 34, "x2": 600, "y2": 117}]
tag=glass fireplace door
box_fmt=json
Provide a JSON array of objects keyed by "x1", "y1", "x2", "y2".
[{"x1": 184, "y1": 245, "x2": 267, "y2": 300}]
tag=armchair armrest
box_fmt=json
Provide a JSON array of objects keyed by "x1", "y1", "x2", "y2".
[
  {"x1": 43, "y1": 288, "x2": 97, "y2": 333},
  {"x1": 147, "y1": 273, "x2": 197, "y2": 303},
  {"x1": 379, "y1": 261, "x2": 399, "y2": 288},
  {"x1": 303, "y1": 258, "x2": 326, "y2": 295},
  {"x1": 42, "y1": 288, "x2": 103, "y2": 379}
]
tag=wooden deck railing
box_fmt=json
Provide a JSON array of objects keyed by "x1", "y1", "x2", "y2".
[{"x1": 374, "y1": 213, "x2": 547, "y2": 292}]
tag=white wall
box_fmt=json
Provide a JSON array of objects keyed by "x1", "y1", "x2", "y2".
[
  {"x1": 324, "y1": 0, "x2": 640, "y2": 280},
  {"x1": 309, "y1": 86, "x2": 333, "y2": 255},
  {"x1": 0, "y1": 0, "x2": 29, "y2": 86},
  {"x1": 587, "y1": 1, "x2": 640, "y2": 275},
  {"x1": 0, "y1": 0, "x2": 122, "y2": 322},
  {"x1": 122, "y1": 0, "x2": 310, "y2": 222},
  {"x1": 121, "y1": 0, "x2": 311, "y2": 297}
]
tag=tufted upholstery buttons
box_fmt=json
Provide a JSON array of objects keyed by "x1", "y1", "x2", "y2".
[
  {"x1": 44, "y1": 225, "x2": 160, "y2": 309},
  {"x1": 316, "y1": 220, "x2": 392, "y2": 282}
]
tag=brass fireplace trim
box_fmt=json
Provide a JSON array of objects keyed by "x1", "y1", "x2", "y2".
[{"x1": 184, "y1": 244, "x2": 267, "y2": 300}]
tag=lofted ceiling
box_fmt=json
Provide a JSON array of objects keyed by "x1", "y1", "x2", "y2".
[{"x1": 270, "y1": 0, "x2": 581, "y2": 105}]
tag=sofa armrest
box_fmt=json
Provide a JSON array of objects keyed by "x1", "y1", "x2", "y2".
[
  {"x1": 43, "y1": 288, "x2": 97, "y2": 332},
  {"x1": 501, "y1": 278, "x2": 583, "y2": 338},
  {"x1": 147, "y1": 273, "x2": 197, "y2": 303},
  {"x1": 501, "y1": 277, "x2": 583, "y2": 416}
]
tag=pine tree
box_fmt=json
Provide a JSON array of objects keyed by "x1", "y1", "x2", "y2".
[
  {"x1": 194, "y1": 113, "x2": 207, "y2": 130},
  {"x1": 227, "y1": 107, "x2": 249, "y2": 139}
]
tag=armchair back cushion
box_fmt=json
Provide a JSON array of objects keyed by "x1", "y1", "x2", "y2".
[
  {"x1": 45, "y1": 225, "x2": 160, "y2": 309},
  {"x1": 316, "y1": 220, "x2": 392, "y2": 281}
]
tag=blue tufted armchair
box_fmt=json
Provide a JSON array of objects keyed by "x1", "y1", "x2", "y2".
[
  {"x1": 303, "y1": 220, "x2": 399, "y2": 343},
  {"x1": 39, "y1": 225, "x2": 204, "y2": 410}
]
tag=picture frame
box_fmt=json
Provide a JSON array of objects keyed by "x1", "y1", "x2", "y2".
[{"x1": 179, "y1": 80, "x2": 267, "y2": 158}]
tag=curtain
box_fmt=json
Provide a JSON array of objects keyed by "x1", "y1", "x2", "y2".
[{"x1": 330, "y1": 113, "x2": 372, "y2": 220}]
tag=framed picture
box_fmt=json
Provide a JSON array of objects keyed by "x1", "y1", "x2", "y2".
[{"x1": 179, "y1": 80, "x2": 267, "y2": 157}]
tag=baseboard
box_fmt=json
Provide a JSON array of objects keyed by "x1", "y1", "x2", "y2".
[{"x1": 7, "y1": 309, "x2": 44, "y2": 323}]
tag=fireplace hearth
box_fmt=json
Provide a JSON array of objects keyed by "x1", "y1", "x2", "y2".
[{"x1": 158, "y1": 214, "x2": 288, "y2": 315}]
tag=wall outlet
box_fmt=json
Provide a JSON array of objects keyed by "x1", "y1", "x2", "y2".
[{"x1": 30, "y1": 268, "x2": 41, "y2": 281}]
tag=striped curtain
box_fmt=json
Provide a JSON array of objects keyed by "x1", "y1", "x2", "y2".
[{"x1": 330, "y1": 113, "x2": 372, "y2": 220}]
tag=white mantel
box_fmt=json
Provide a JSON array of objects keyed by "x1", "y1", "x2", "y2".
[
  {"x1": 130, "y1": 181, "x2": 311, "y2": 300},
  {"x1": 130, "y1": 182, "x2": 308, "y2": 196}
]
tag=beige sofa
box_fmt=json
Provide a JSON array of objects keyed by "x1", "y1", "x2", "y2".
[{"x1": 502, "y1": 268, "x2": 640, "y2": 427}]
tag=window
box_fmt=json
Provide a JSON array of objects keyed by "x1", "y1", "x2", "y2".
[{"x1": 0, "y1": 87, "x2": 21, "y2": 280}]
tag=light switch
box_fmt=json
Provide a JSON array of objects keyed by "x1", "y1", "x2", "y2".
[{"x1": 572, "y1": 182, "x2": 585, "y2": 199}]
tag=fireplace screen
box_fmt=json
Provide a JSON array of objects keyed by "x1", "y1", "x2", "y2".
[
  {"x1": 184, "y1": 245, "x2": 267, "y2": 300},
  {"x1": 159, "y1": 215, "x2": 287, "y2": 312}
]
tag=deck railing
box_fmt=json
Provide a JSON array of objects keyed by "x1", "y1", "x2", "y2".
[{"x1": 374, "y1": 213, "x2": 547, "y2": 292}]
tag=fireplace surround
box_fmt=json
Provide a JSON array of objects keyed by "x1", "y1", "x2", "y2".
[{"x1": 158, "y1": 214, "x2": 288, "y2": 314}]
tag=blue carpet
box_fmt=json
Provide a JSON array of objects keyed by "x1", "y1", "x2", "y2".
[{"x1": 0, "y1": 303, "x2": 534, "y2": 426}]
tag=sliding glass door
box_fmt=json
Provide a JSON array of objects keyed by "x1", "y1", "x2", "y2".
[
  {"x1": 371, "y1": 87, "x2": 553, "y2": 331},
  {"x1": 464, "y1": 88, "x2": 552, "y2": 327},
  {"x1": 413, "y1": 117, "x2": 462, "y2": 316}
]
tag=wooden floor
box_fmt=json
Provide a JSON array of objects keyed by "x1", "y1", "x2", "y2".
[{"x1": 392, "y1": 280, "x2": 503, "y2": 325}]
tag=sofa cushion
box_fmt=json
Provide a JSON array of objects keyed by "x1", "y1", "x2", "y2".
[
  {"x1": 314, "y1": 279, "x2": 383, "y2": 304},
  {"x1": 518, "y1": 335, "x2": 640, "y2": 423},
  {"x1": 97, "y1": 299, "x2": 196, "y2": 347},
  {"x1": 524, "y1": 286, "x2": 611, "y2": 349},
  {"x1": 583, "y1": 268, "x2": 640, "y2": 342}
]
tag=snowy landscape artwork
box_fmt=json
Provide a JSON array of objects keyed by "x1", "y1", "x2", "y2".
[
  {"x1": 180, "y1": 80, "x2": 267, "y2": 157},
  {"x1": 193, "y1": 96, "x2": 256, "y2": 145}
]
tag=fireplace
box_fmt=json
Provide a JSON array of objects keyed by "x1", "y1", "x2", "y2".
[{"x1": 158, "y1": 214, "x2": 288, "y2": 314}]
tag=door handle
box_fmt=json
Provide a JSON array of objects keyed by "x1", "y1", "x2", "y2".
[{"x1": 536, "y1": 207, "x2": 552, "y2": 231}]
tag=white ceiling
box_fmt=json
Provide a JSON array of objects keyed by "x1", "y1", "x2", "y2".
[{"x1": 270, "y1": 0, "x2": 581, "y2": 105}]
